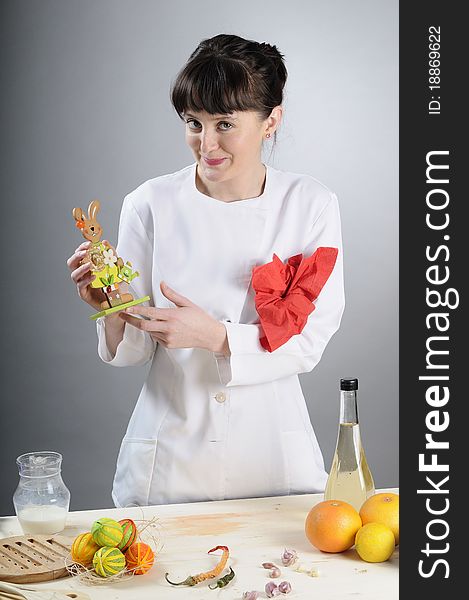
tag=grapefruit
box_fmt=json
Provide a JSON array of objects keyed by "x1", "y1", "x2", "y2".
[
  {"x1": 359, "y1": 492, "x2": 399, "y2": 545},
  {"x1": 305, "y1": 500, "x2": 362, "y2": 553}
]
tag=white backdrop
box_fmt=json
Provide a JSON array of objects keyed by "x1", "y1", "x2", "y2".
[{"x1": 0, "y1": 0, "x2": 398, "y2": 513}]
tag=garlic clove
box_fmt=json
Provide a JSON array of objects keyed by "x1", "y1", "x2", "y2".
[
  {"x1": 278, "y1": 581, "x2": 292, "y2": 594},
  {"x1": 281, "y1": 548, "x2": 298, "y2": 566},
  {"x1": 242, "y1": 592, "x2": 259, "y2": 600},
  {"x1": 265, "y1": 581, "x2": 281, "y2": 597}
]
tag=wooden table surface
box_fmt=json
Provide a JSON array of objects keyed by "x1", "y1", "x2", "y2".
[{"x1": 0, "y1": 489, "x2": 398, "y2": 599}]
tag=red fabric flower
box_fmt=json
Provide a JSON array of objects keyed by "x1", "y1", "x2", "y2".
[{"x1": 251, "y1": 247, "x2": 339, "y2": 352}]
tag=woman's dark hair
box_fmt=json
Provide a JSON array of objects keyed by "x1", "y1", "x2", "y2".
[{"x1": 170, "y1": 34, "x2": 287, "y2": 130}]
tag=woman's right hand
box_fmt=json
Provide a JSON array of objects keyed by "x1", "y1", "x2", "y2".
[{"x1": 67, "y1": 241, "x2": 103, "y2": 310}]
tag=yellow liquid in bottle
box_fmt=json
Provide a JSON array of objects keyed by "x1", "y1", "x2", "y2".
[{"x1": 324, "y1": 423, "x2": 375, "y2": 512}]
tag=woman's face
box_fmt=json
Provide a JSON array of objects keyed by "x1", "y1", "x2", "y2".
[{"x1": 183, "y1": 109, "x2": 268, "y2": 183}]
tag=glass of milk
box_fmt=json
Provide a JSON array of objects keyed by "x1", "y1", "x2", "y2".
[{"x1": 13, "y1": 451, "x2": 70, "y2": 535}]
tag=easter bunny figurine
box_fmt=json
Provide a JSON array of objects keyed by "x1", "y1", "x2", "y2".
[{"x1": 72, "y1": 200, "x2": 150, "y2": 319}]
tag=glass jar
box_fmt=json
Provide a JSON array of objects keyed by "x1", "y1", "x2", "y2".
[{"x1": 13, "y1": 451, "x2": 70, "y2": 535}]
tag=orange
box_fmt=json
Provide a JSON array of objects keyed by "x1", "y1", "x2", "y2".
[
  {"x1": 359, "y1": 492, "x2": 399, "y2": 545},
  {"x1": 305, "y1": 500, "x2": 362, "y2": 553}
]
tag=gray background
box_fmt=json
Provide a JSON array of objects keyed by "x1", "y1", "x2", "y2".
[{"x1": 0, "y1": 0, "x2": 398, "y2": 514}]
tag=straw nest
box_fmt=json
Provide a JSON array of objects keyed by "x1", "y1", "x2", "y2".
[{"x1": 65, "y1": 513, "x2": 164, "y2": 585}]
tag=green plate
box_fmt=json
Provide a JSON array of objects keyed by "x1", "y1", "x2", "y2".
[{"x1": 89, "y1": 296, "x2": 151, "y2": 320}]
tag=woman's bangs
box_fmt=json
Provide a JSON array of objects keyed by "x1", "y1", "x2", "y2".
[{"x1": 174, "y1": 58, "x2": 256, "y2": 117}]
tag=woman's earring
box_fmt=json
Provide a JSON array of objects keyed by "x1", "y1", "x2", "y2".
[{"x1": 266, "y1": 133, "x2": 271, "y2": 139}]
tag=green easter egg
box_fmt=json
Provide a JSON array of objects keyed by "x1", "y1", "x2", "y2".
[
  {"x1": 91, "y1": 517, "x2": 124, "y2": 547},
  {"x1": 93, "y1": 546, "x2": 126, "y2": 577}
]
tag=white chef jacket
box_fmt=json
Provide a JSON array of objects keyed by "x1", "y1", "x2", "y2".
[{"x1": 96, "y1": 162, "x2": 345, "y2": 508}]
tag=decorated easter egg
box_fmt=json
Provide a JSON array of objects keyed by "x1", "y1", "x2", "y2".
[
  {"x1": 93, "y1": 546, "x2": 126, "y2": 577},
  {"x1": 118, "y1": 518, "x2": 137, "y2": 552},
  {"x1": 125, "y1": 542, "x2": 155, "y2": 575},
  {"x1": 91, "y1": 517, "x2": 124, "y2": 547},
  {"x1": 71, "y1": 532, "x2": 100, "y2": 566}
]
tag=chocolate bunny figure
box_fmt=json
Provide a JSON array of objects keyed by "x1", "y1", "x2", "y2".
[{"x1": 73, "y1": 200, "x2": 147, "y2": 317}]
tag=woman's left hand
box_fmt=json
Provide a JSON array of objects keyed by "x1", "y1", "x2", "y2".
[{"x1": 119, "y1": 281, "x2": 230, "y2": 355}]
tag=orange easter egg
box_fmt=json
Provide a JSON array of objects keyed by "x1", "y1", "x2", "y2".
[{"x1": 125, "y1": 542, "x2": 155, "y2": 575}]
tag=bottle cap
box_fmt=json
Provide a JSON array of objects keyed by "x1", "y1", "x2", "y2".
[{"x1": 340, "y1": 378, "x2": 358, "y2": 391}]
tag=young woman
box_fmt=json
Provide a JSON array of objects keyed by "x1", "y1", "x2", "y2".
[{"x1": 67, "y1": 34, "x2": 345, "y2": 508}]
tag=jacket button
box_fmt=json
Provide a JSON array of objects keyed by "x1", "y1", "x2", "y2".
[{"x1": 214, "y1": 392, "x2": 226, "y2": 403}]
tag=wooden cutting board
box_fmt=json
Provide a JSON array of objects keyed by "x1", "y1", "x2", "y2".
[{"x1": 0, "y1": 534, "x2": 74, "y2": 583}]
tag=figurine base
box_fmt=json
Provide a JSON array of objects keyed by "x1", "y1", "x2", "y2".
[{"x1": 89, "y1": 296, "x2": 151, "y2": 320}]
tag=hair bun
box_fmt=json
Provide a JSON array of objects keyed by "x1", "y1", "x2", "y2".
[
  {"x1": 258, "y1": 42, "x2": 281, "y2": 60},
  {"x1": 258, "y1": 42, "x2": 287, "y2": 83}
]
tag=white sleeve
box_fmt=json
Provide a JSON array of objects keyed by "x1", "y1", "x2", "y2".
[
  {"x1": 213, "y1": 193, "x2": 345, "y2": 387},
  {"x1": 96, "y1": 195, "x2": 156, "y2": 367}
]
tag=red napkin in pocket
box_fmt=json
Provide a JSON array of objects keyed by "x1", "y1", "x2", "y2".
[{"x1": 251, "y1": 247, "x2": 338, "y2": 352}]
